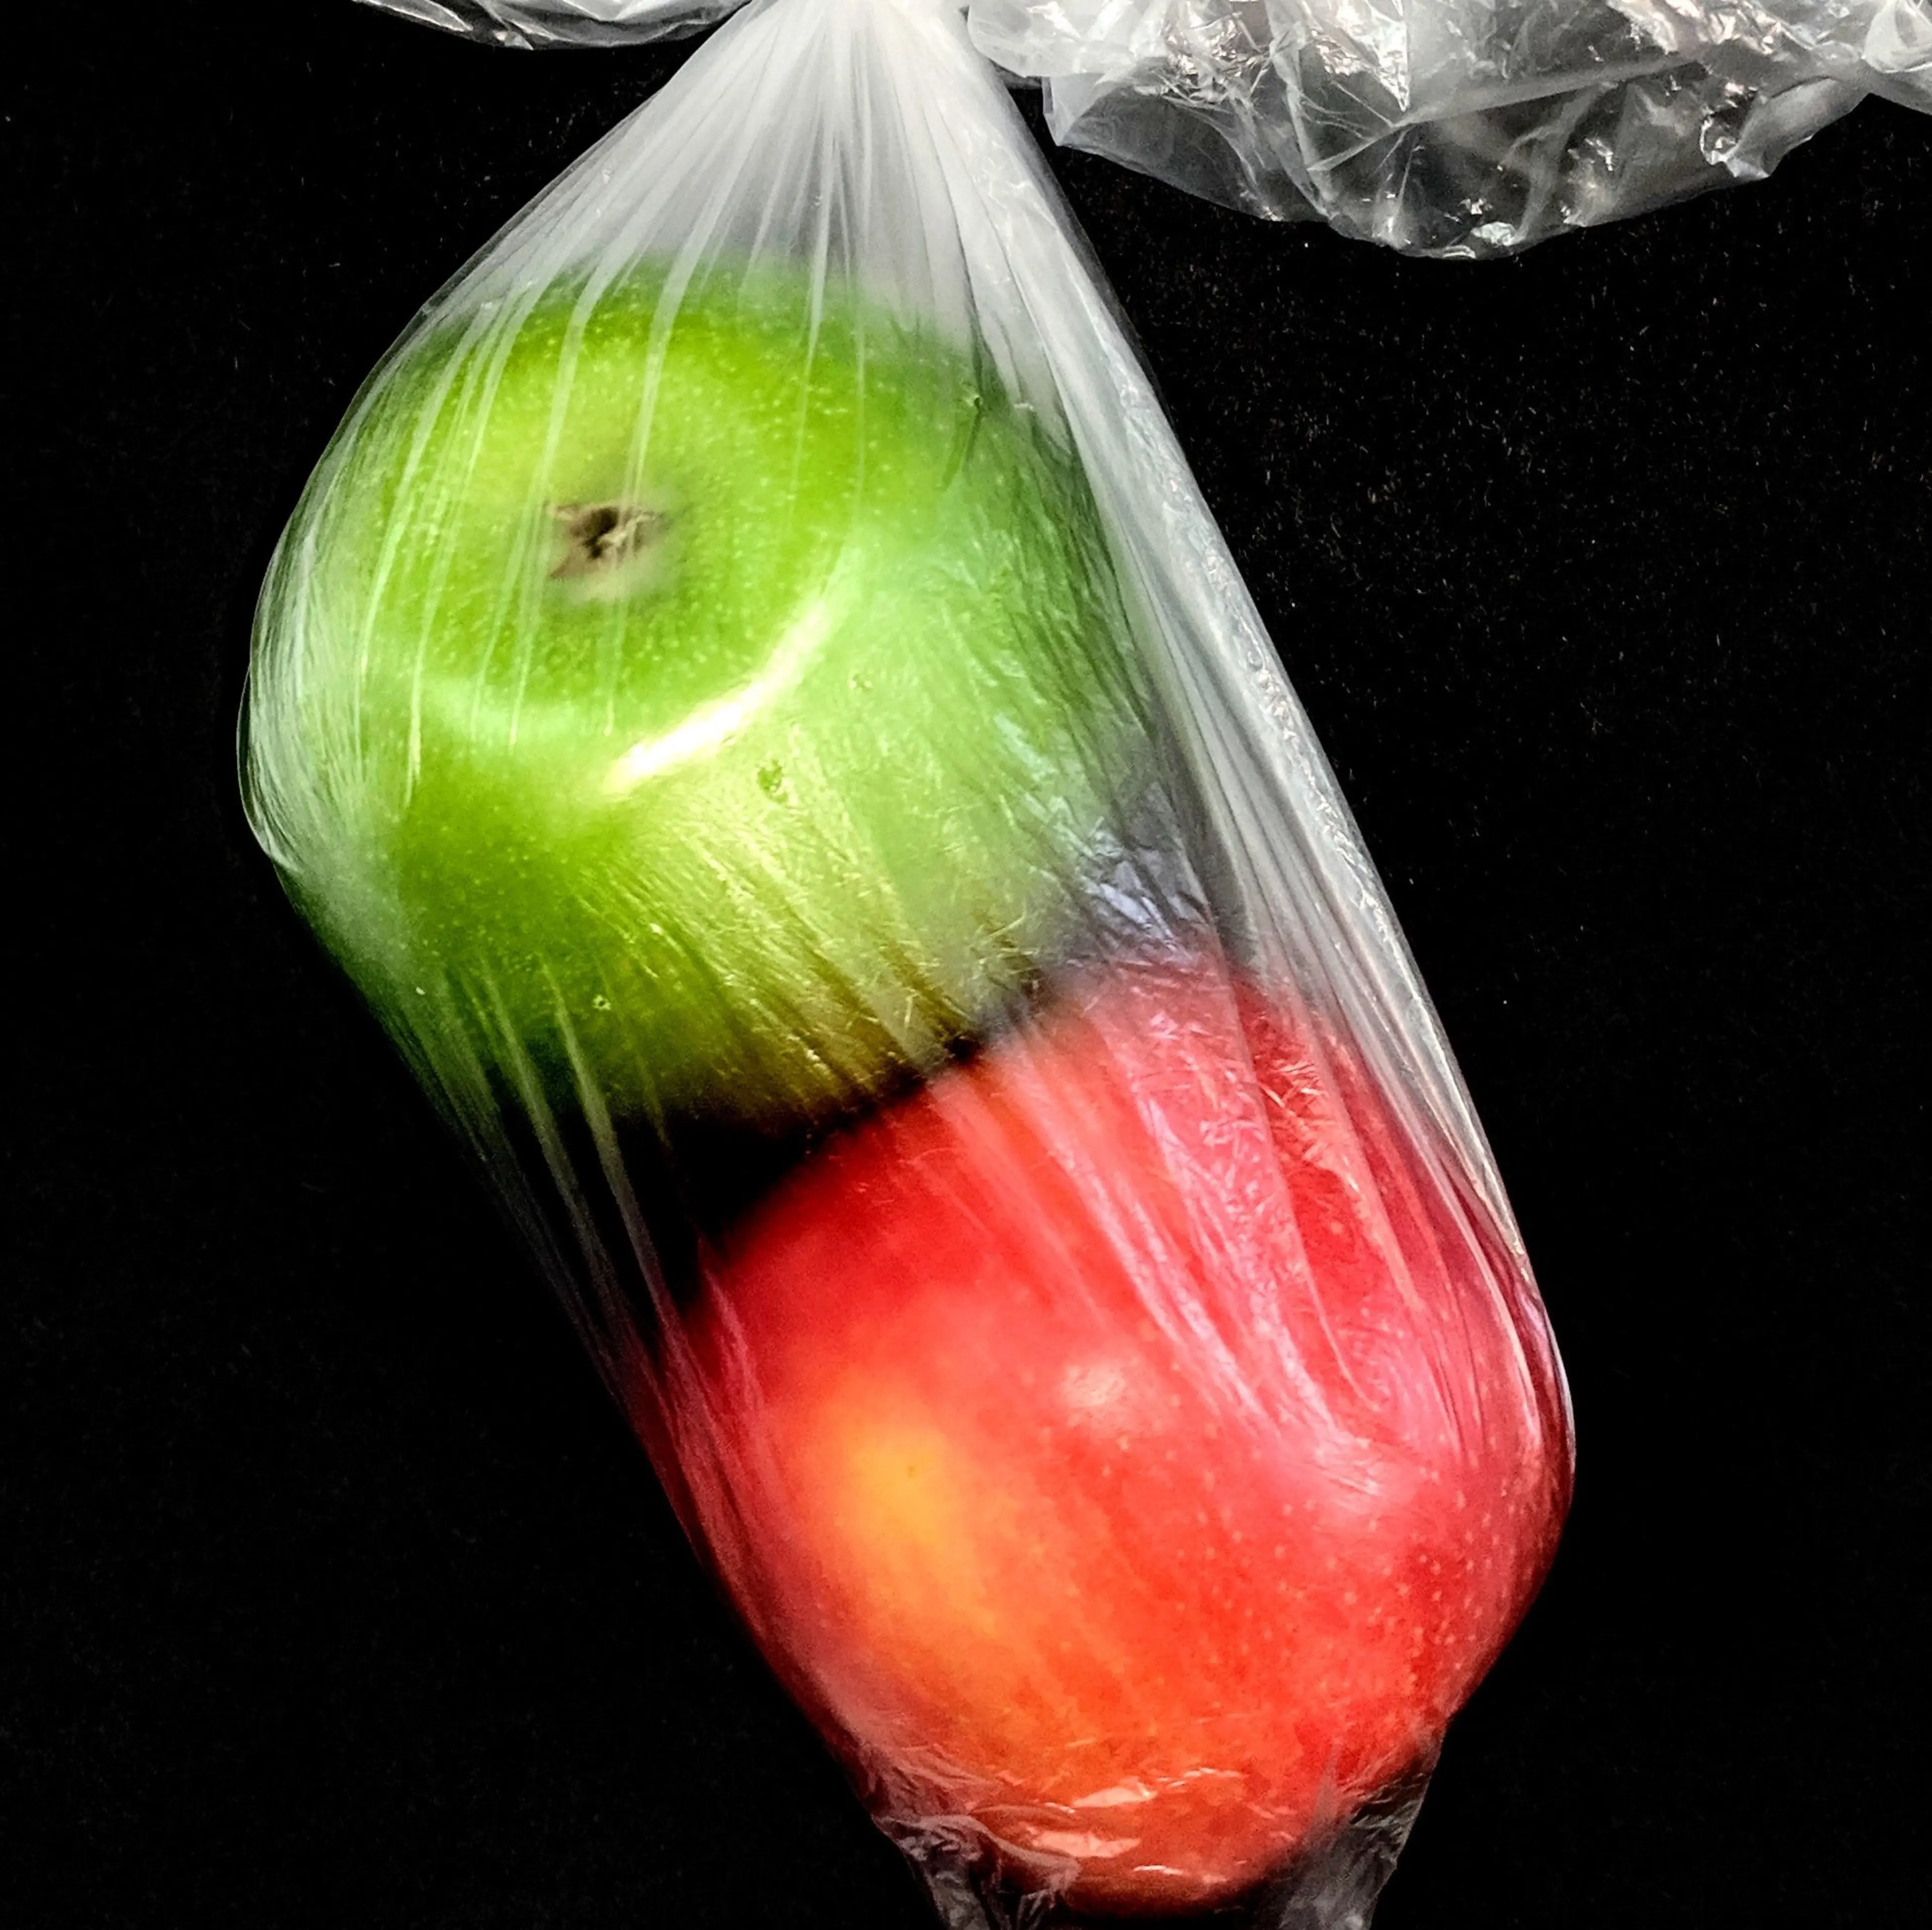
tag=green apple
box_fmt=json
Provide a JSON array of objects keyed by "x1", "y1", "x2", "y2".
[{"x1": 247, "y1": 264, "x2": 1153, "y2": 1132}]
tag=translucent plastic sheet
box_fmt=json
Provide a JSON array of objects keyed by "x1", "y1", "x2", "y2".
[
  {"x1": 973, "y1": 0, "x2": 1932, "y2": 255},
  {"x1": 249, "y1": 0, "x2": 1572, "y2": 1920},
  {"x1": 360, "y1": 0, "x2": 1931, "y2": 253},
  {"x1": 361, "y1": 0, "x2": 742, "y2": 46}
]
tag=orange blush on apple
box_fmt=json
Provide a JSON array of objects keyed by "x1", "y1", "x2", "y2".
[{"x1": 667, "y1": 953, "x2": 1571, "y2": 1914}]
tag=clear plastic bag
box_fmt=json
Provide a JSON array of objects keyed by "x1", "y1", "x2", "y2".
[
  {"x1": 974, "y1": 0, "x2": 1932, "y2": 255},
  {"x1": 362, "y1": 0, "x2": 1931, "y2": 254},
  {"x1": 360, "y1": 0, "x2": 742, "y2": 47},
  {"x1": 246, "y1": 0, "x2": 1572, "y2": 1920}
]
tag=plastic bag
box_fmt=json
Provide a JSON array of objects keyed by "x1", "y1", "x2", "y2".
[
  {"x1": 977, "y1": 0, "x2": 1932, "y2": 255},
  {"x1": 245, "y1": 0, "x2": 1572, "y2": 1920},
  {"x1": 360, "y1": 0, "x2": 742, "y2": 46},
  {"x1": 363, "y1": 0, "x2": 1930, "y2": 254}
]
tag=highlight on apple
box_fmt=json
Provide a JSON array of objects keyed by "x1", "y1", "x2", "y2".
[{"x1": 244, "y1": 3, "x2": 1573, "y2": 1922}]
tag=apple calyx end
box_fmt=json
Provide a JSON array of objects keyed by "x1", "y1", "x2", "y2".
[{"x1": 549, "y1": 500, "x2": 670, "y2": 585}]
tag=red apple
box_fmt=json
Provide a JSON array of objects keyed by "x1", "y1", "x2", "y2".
[{"x1": 664, "y1": 953, "x2": 1570, "y2": 1914}]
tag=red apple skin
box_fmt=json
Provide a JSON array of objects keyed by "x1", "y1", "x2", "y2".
[{"x1": 668, "y1": 954, "x2": 1571, "y2": 1914}]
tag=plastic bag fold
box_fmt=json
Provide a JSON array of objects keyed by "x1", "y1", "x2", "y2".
[
  {"x1": 359, "y1": 0, "x2": 1931, "y2": 253},
  {"x1": 250, "y1": 0, "x2": 1571, "y2": 1920},
  {"x1": 973, "y1": 0, "x2": 1931, "y2": 254},
  {"x1": 359, "y1": 0, "x2": 743, "y2": 45}
]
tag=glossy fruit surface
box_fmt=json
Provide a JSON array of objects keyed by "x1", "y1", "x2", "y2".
[
  {"x1": 680, "y1": 953, "x2": 1570, "y2": 1913},
  {"x1": 251, "y1": 267, "x2": 1146, "y2": 1130}
]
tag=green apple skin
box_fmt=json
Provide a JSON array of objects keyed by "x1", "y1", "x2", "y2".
[{"x1": 248, "y1": 266, "x2": 1153, "y2": 1133}]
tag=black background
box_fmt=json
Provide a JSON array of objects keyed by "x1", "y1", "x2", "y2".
[{"x1": 8, "y1": 5, "x2": 1927, "y2": 1925}]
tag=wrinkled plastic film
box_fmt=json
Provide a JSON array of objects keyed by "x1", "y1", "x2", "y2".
[
  {"x1": 974, "y1": 0, "x2": 1931, "y2": 255},
  {"x1": 361, "y1": 0, "x2": 1930, "y2": 255},
  {"x1": 359, "y1": 0, "x2": 743, "y2": 46},
  {"x1": 249, "y1": 0, "x2": 1571, "y2": 1920}
]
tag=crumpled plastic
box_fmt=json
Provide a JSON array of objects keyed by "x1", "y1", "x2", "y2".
[
  {"x1": 358, "y1": 0, "x2": 1931, "y2": 253},
  {"x1": 254, "y1": 0, "x2": 1570, "y2": 1921},
  {"x1": 973, "y1": 0, "x2": 1932, "y2": 254},
  {"x1": 360, "y1": 0, "x2": 743, "y2": 47}
]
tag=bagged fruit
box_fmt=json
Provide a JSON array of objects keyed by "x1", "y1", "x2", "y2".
[{"x1": 244, "y1": 1, "x2": 1573, "y2": 1921}]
